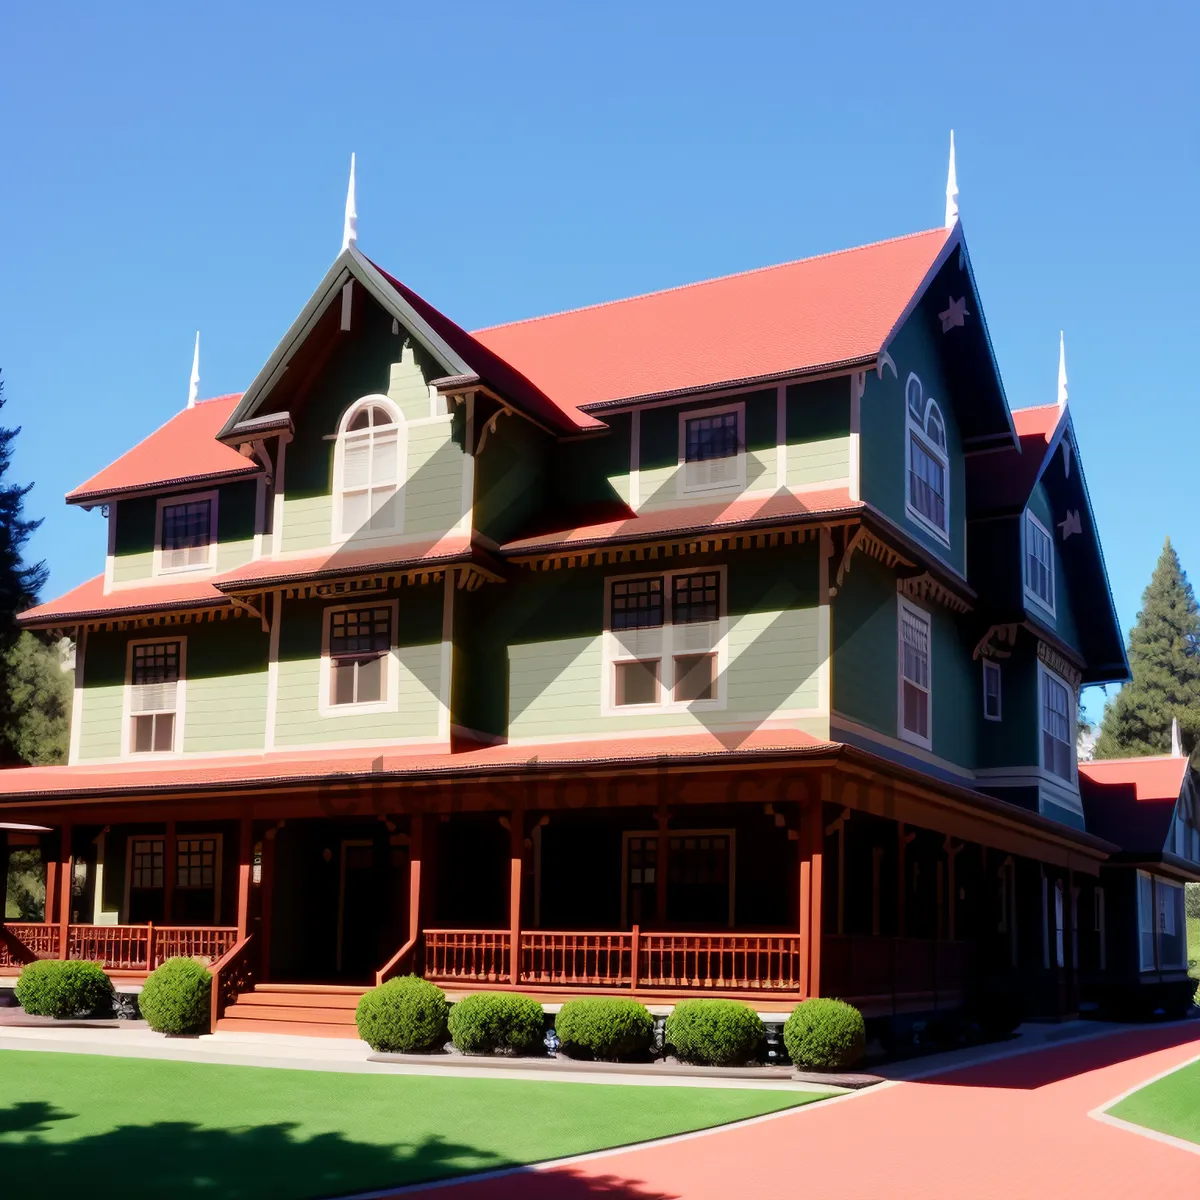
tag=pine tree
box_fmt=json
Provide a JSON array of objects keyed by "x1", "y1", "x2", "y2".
[
  {"x1": 4, "y1": 632, "x2": 71, "y2": 764},
  {"x1": 1095, "y1": 538, "x2": 1200, "y2": 757},
  {"x1": 0, "y1": 371, "x2": 49, "y2": 763}
]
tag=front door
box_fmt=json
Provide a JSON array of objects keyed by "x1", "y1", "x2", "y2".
[{"x1": 338, "y1": 840, "x2": 376, "y2": 979}]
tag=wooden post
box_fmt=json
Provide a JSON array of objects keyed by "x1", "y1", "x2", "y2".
[
  {"x1": 655, "y1": 805, "x2": 669, "y2": 927},
  {"x1": 630, "y1": 923, "x2": 641, "y2": 992},
  {"x1": 0, "y1": 831, "x2": 10, "y2": 920},
  {"x1": 163, "y1": 820, "x2": 177, "y2": 925},
  {"x1": 408, "y1": 815, "x2": 424, "y2": 954},
  {"x1": 798, "y1": 802, "x2": 812, "y2": 998},
  {"x1": 260, "y1": 827, "x2": 278, "y2": 982},
  {"x1": 146, "y1": 922, "x2": 156, "y2": 971},
  {"x1": 509, "y1": 806, "x2": 523, "y2": 985},
  {"x1": 57, "y1": 823, "x2": 73, "y2": 959},
  {"x1": 807, "y1": 797, "x2": 824, "y2": 998},
  {"x1": 44, "y1": 857, "x2": 58, "y2": 926},
  {"x1": 236, "y1": 816, "x2": 252, "y2": 941}
]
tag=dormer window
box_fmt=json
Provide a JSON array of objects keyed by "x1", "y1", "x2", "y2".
[
  {"x1": 334, "y1": 396, "x2": 405, "y2": 539},
  {"x1": 1024, "y1": 511, "x2": 1055, "y2": 613},
  {"x1": 154, "y1": 491, "x2": 217, "y2": 574},
  {"x1": 904, "y1": 374, "x2": 950, "y2": 543},
  {"x1": 678, "y1": 402, "x2": 745, "y2": 495}
]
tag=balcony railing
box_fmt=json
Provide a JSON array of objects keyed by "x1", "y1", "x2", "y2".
[{"x1": 0, "y1": 923, "x2": 238, "y2": 973}]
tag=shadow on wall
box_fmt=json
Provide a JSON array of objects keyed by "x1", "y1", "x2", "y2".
[{"x1": 0, "y1": 1101, "x2": 678, "y2": 1200}]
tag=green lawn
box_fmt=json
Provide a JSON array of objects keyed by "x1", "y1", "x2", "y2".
[
  {"x1": 0, "y1": 1050, "x2": 827, "y2": 1198},
  {"x1": 1108, "y1": 1057, "x2": 1200, "y2": 1146},
  {"x1": 1188, "y1": 914, "x2": 1199, "y2": 980}
]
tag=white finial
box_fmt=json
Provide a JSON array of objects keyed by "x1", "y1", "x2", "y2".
[
  {"x1": 187, "y1": 331, "x2": 200, "y2": 409},
  {"x1": 944, "y1": 130, "x2": 959, "y2": 229},
  {"x1": 1057, "y1": 331, "x2": 1068, "y2": 411},
  {"x1": 1171, "y1": 717, "x2": 1183, "y2": 758},
  {"x1": 342, "y1": 153, "x2": 358, "y2": 252}
]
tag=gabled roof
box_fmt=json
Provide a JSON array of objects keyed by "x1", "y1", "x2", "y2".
[
  {"x1": 967, "y1": 403, "x2": 1064, "y2": 518},
  {"x1": 473, "y1": 228, "x2": 955, "y2": 413},
  {"x1": 18, "y1": 574, "x2": 227, "y2": 627},
  {"x1": 1079, "y1": 756, "x2": 1191, "y2": 862},
  {"x1": 1079, "y1": 755, "x2": 1189, "y2": 802},
  {"x1": 67, "y1": 394, "x2": 254, "y2": 505}
]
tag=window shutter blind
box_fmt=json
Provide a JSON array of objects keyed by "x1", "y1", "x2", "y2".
[
  {"x1": 132, "y1": 681, "x2": 176, "y2": 714},
  {"x1": 343, "y1": 438, "x2": 370, "y2": 488},
  {"x1": 684, "y1": 453, "x2": 738, "y2": 490}
]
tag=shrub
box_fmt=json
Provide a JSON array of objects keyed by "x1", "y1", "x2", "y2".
[
  {"x1": 448, "y1": 991, "x2": 545, "y2": 1056},
  {"x1": 138, "y1": 957, "x2": 213, "y2": 1034},
  {"x1": 554, "y1": 997, "x2": 654, "y2": 1061},
  {"x1": 665, "y1": 999, "x2": 765, "y2": 1066},
  {"x1": 355, "y1": 975, "x2": 448, "y2": 1053},
  {"x1": 15, "y1": 960, "x2": 113, "y2": 1019},
  {"x1": 783, "y1": 998, "x2": 866, "y2": 1070}
]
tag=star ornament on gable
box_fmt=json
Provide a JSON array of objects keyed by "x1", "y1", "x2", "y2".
[
  {"x1": 938, "y1": 296, "x2": 970, "y2": 333},
  {"x1": 1058, "y1": 509, "x2": 1082, "y2": 540}
]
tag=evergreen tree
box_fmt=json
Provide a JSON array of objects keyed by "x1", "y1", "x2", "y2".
[
  {"x1": 1095, "y1": 538, "x2": 1200, "y2": 757},
  {"x1": 0, "y1": 371, "x2": 50, "y2": 763},
  {"x1": 4, "y1": 632, "x2": 71, "y2": 764}
]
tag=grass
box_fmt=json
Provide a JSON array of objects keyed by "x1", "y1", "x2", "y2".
[
  {"x1": 0, "y1": 1049, "x2": 828, "y2": 1198},
  {"x1": 1108, "y1": 1056, "x2": 1200, "y2": 1146},
  {"x1": 1188, "y1": 914, "x2": 1199, "y2": 980}
]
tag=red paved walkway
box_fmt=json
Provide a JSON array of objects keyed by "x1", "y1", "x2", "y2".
[{"x1": 402, "y1": 1024, "x2": 1200, "y2": 1199}]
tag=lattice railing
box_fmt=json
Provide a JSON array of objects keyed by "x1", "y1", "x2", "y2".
[
  {"x1": 1, "y1": 923, "x2": 238, "y2": 972},
  {"x1": 520, "y1": 931, "x2": 633, "y2": 987},
  {"x1": 423, "y1": 930, "x2": 511, "y2": 983},
  {"x1": 637, "y1": 932, "x2": 805, "y2": 991}
]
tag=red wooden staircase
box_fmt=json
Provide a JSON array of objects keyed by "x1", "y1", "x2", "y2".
[{"x1": 215, "y1": 983, "x2": 368, "y2": 1038}]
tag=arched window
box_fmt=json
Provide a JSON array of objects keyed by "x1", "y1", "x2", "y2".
[
  {"x1": 334, "y1": 396, "x2": 405, "y2": 538},
  {"x1": 904, "y1": 373, "x2": 949, "y2": 541}
]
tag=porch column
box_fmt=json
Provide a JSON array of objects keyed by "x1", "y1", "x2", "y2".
[
  {"x1": 163, "y1": 820, "x2": 177, "y2": 924},
  {"x1": 260, "y1": 824, "x2": 280, "y2": 982},
  {"x1": 44, "y1": 845, "x2": 58, "y2": 926},
  {"x1": 407, "y1": 815, "x2": 425, "y2": 956},
  {"x1": 509, "y1": 806, "x2": 523, "y2": 985},
  {"x1": 236, "y1": 815, "x2": 252, "y2": 941},
  {"x1": 655, "y1": 805, "x2": 669, "y2": 926},
  {"x1": 57, "y1": 822, "x2": 73, "y2": 959},
  {"x1": 807, "y1": 798, "x2": 824, "y2": 998},
  {"x1": 0, "y1": 830, "x2": 9, "y2": 921}
]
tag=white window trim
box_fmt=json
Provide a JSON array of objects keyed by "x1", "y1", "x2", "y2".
[
  {"x1": 1023, "y1": 509, "x2": 1056, "y2": 616},
  {"x1": 318, "y1": 598, "x2": 402, "y2": 718},
  {"x1": 330, "y1": 394, "x2": 408, "y2": 545},
  {"x1": 123, "y1": 832, "x2": 223, "y2": 923},
  {"x1": 676, "y1": 401, "x2": 747, "y2": 498},
  {"x1": 121, "y1": 635, "x2": 187, "y2": 758},
  {"x1": 619, "y1": 828, "x2": 736, "y2": 928},
  {"x1": 903, "y1": 373, "x2": 951, "y2": 547},
  {"x1": 601, "y1": 567, "x2": 728, "y2": 716},
  {"x1": 896, "y1": 595, "x2": 933, "y2": 751},
  {"x1": 1137, "y1": 869, "x2": 1156, "y2": 972},
  {"x1": 1154, "y1": 875, "x2": 1186, "y2": 970},
  {"x1": 1037, "y1": 660, "x2": 1076, "y2": 785},
  {"x1": 153, "y1": 490, "x2": 219, "y2": 577},
  {"x1": 982, "y1": 658, "x2": 1002, "y2": 722}
]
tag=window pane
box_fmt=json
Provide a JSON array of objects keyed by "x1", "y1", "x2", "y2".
[
  {"x1": 900, "y1": 609, "x2": 929, "y2": 688},
  {"x1": 356, "y1": 654, "x2": 384, "y2": 703},
  {"x1": 984, "y1": 662, "x2": 1002, "y2": 719},
  {"x1": 342, "y1": 488, "x2": 369, "y2": 534},
  {"x1": 674, "y1": 654, "x2": 715, "y2": 702},
  {"x1": 1027, "y1": 518, "x2": 1054, "y2": 605},
  {"x1": 342, "y1": 437, "x2": 371, "y2": 488},
  {"x1": 330, "y1": 608, "x2": 392, "y2": 655},
  {"x1": 332, "y1": 659, "x2": 355, "y2": 705},
  {"x1": 162, "y1": 500, "x2": 211, "y2": 552},
  {"x1": 152, "y1": 713, "x2": 175, "y2": 753},
  {"x1": 1042, "y1": 674, "x2": 1072, "y2": 779},
  {"x1": 903, "y1": 680, "x2": 929, "y2": 739},
  {"x1": 672, "y1": 573, "x2": 719, "y2": 624},
  {"x1": 611, "y1": 578, "x2": 664, "y2": 631},
  {"x1": 909, "y1": 436, "x2": 946, "y2": 530},
  {"x1": 615, "y1": 659, "x2": 659, "y2": 706},
  {"x1": 133, "y1": 714, "x2": 154, "y2": 753},
  {"x1": 684, "y1": 412, "x2": 739, "y2": 462},
  {"x1": 371, "y1": 430, "x2": 399, "y2": 483},
  {"x1": 133, "y1": 642, "x2": 180, "y2": 688},
  {"x1": 368, "y1": 485, "x2": 397, "y2": 530}
]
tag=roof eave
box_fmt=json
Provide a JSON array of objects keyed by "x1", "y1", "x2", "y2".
[{"x1": 65, "y1": 465, "x2": 263, "y2": 508}]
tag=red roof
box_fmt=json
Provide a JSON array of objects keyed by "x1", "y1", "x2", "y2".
[
  {"x1": 966, "y1": 402, "x2": 1065, "y2": 517},
  {"x1": 213, "y1": 536, "x2": 475, "y2": 591},
  {"x1": 503, "y1": 487, "x2": 860, "y2": 555},
  {"x1": 473, "y1": 228, "x2": 952, "y2": 414},
  {"x1": 67, "y1": 395, "x2": 254, "y2": 504},
  {"x1": 0, "y1": 729, "x2": 834, "y2": 800},
  {"x1": 19, "y1": 574, "x2": 226, "y2": 627},
  {"x1": 1078, "y1": 756, "x2": 1188, "y2": 803}
]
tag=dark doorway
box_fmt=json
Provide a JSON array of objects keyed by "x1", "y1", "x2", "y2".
[{"x1": 434, "y1": 817, "x2": 507, "y2": 927}]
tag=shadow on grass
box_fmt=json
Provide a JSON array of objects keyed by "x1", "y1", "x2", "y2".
[{"x1": 0, "y1": 1102, "x2": 677, "y2": 1199}]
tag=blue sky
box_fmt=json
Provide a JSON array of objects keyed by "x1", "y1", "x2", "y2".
[{"x1": 1, "y1": 2, "x2": 1195, "y2": 719}]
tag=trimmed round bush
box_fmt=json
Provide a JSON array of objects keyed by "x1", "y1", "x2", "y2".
[
  {"x1": 15, "y1": 960, "x2": 113, "y2": 1019},
  {"x1": 448, "y1": 991, "x2": 545, "y2": 1056},
  {"x1": 665, "y1": 999, "x2": 765, "y2": 1066},
  {"x1": 783, "y1": 998, "x2": 866, "y2": 1070},
  {"x1": 554, "y1": 997, "x2": 654, "y2": 1061},
  {"x1": 355, "y1": 975, "x2": 448, "y2": 1053},
  {"x1": 138, "y1": 957, "x2": 213, "y2": 1034}
]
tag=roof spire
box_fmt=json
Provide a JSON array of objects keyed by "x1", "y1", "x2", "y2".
[
  {"x1": 1172, "y1": 716, "x2": 1183, "y2": 758},
  {"x1": 342, "y1": 152, "x2": 358, "y2": 252},
  {"x1": 187, "y1": 331, "x2": 200, "y2": 409},
  {"x1": 1057, "y1": 330, "x2": 1068, "y2": 411},
  {"x1": 944, "y1": 130, "x2": 959, "y2": 229}
]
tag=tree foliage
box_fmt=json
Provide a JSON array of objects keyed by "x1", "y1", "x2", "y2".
[
  {"x1": 1095, "y1": 538, "x2": 1200, "y2": 758},
  {"x1": 5, "y1": 632, "x2": 71, "y2": 764}
]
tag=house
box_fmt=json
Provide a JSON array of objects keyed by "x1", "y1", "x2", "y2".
[
  {"x1": 1079, "y1": 737, "x2": 1200, "y2": 1015},
  {"x1": 0, "y1": 148, "x2": 1188, "y2": 1036}
]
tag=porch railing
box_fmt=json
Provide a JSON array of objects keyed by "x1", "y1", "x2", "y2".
[
  {"x1": 0, "y1": 923, "x2": 238, "y2": 973},
  {"x1": 423, "y1": 928, "x2": 804, "y2": 993}
]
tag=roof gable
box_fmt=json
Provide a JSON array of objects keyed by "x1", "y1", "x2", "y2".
[{"x1": 1079, "y1": 756, "x2": 1190, "y2": 854}]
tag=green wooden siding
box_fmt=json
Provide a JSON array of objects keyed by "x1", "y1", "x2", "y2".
[
  {"x1": 272, "y1": 590, "x2": 445, "y2": 746},
  {"x1": 77, "y1": 630, "x2": 127, "y2": 760},
  {"x1": 472, "y1": 406, "x2": 552, "y2": 545},
  {"x1": 859, "y1": 307, "x2": 967, "y2": 576},
  {"x1": 784, "y1": 377, "x2": 851, "y2": 488},
  {"x1": 976, "y1": 646, "x2": 1039, "y2": 770},
  {"x1": 387, "y1": 341, "x2": 433, "y2": 422}
]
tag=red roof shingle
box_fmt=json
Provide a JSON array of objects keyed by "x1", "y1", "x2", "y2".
[{"x1": 1078, "y1": 756, "x2": 1189, "y2": 803}]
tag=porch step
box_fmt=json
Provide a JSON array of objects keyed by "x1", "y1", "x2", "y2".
[{"x1": 216, "y1": 983, "x2": 368, "y2": 1039}]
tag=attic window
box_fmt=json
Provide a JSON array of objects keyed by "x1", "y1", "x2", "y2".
[
  {"x1": 678, "y1": 403, "x2": 745, "y2": 495},
  {"x1": 334, "y1": 396, "x2": 405, "y2": 539},
  {"x1": 904, "y1": 374, "x2": 950, "y2": 543},
  {"x1": 155, "y1": 491, "x2": 218, "y2": 574}
]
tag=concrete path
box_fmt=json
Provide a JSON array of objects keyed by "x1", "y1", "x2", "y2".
[{"x1": 393, "y1": 1023, "x2": 1200, "y2": 1199}]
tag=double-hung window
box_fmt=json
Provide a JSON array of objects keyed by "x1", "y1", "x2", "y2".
[
  {"x1": 327, "y1": 605, "x2": 393, "y2": 708},
  {"x1": 898, "y1": 598, "x2": 932, "y2": 748},
  {"x1": 1040, "y1": 667, "x2": 1073, "y2": 780},
  {"x1": 1137, "y1": 872, "x2": 1186, "y2": 971},
  {"x1": 128, "y1": 640, "x2": 183, "y2": 754},
  {"x1": 607, "y1": 570, "x2": 723, "y2": 709},
  {"x1": 904, "y1": 374, "x2": 950, "y2": 542},
  {"x1": 982, "y1": 659, "x2": 1002, "y2": 721},
  {"x1": 335, "y1": 399, "x2": 404, "y2": 538},
  {"x1": 678, "y1": 404, "x2": 744, "y2": 494},
  {"x1": 156, "y1": 493, "x2": 216, "y2": 573},
  {"x1": 1024, "y1": 512, "x2": 1055, "y2": 612}
]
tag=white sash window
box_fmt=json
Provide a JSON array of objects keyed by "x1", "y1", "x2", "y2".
[
  {"x1": 154, "y1": 491, "x2": 218, "y2": 575},
  {"x1": 334, "y1": 398, "x2": 405, "y2": 538},
  {"x1": 1040, "y1": 666, "x2": 1073, "y2": 780},
  {"x1": 898, "y1": 598, "x2": 931, "y2": 748},
  {"x1": 329, "y1": 606, "x2": 392, "y2": 706},
  {"x1": 128, "y1": 640, "x2": 183, "y2": 754},
  {"x1": 678, "y1": 403, "x2": 745, "y2": 495},
  {"x1": 904, "y1": 374, "x2": 950, "y2": 543},
  {"x1": 1025, "y1": 511, "x2": 1055, "y2": 612}
]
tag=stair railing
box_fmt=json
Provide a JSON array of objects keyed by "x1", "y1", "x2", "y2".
[
  {"x1": 375, "y1": 930, "x2": 421, "y2": 987},
  {"x1": 208, "y1": 934, "x2": 256, "y2": 1034}
]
